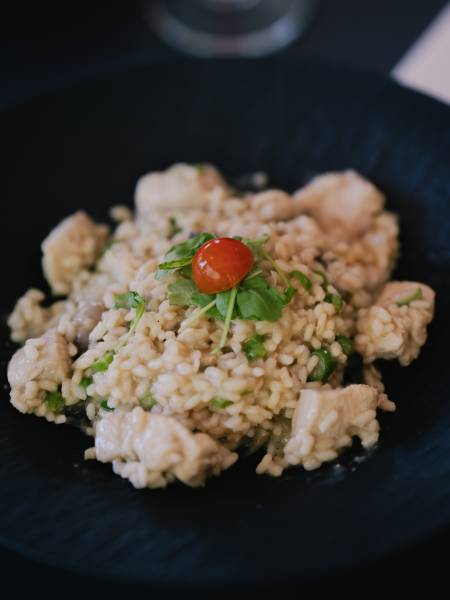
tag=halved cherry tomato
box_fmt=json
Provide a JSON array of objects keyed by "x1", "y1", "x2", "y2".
[{"x1": 192, "y1": 237, "x2": 254, "y2": 294}]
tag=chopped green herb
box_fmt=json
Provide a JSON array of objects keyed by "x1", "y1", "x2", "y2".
[
  {"x1": 158, "y1": 232, "x2": 215, "y2": 272},
  {"x1": 396, "y1": 287, "x2": 423, "y2": 306},
  {"x1": 313, "y1": 269, "x2": 329, "y2": 288},
  {"x1": 283, "y1": 286, "x2": 296, "y2": 304},
  {"x1": 215, "y1": 289, "x2": 238, "y2": 320},
  {"x1": 336, "y1": 335, "x2": 353, "y2": 356},
  {"x1": 158, "y1": 256, "x2": 194, "y2": 271},
  {"x1": 168, "y1": 216, "x2": 182, "y2": 239},
  {"x1": 193, "y1": 163, "x2": 207, "y2": 172},
  {"x1": 209, "y1": 397, "x2": 233, "y2": 410},
  {"x1": 242, "y1": 334, "x2": 266, "y2": 361},
  {"x1": 128, "y1": 302, "x2": 145, "y2": 336},
  {"x1": 100, "y1": 399, "x2": 113, "y2": 412},
  {"x1": 168, "y1": 279, "x2": 197, "y2": 306},
  {"x1": 324, "y1": 293, "x2": 344, "y2": 314},
  {"x1": 79, "y1": 376, "x2": 93, "y2": 390},
  {"x1": 45, "y1": 390, "x2": 65, "y2": 413},
  {"x1": 291, "y1": 270, "x2": 312, "y2": 291},
  {"x1": 139, "y1": 392, "x2": 156, "y2": 410},
  {"x1": 114, "y1": 291, "x2": 146, "y2": 310},
  {"x1": 308, "y1": 348, "x2": 337, "y2": 382},
  {"x1": 92, "y1": 351, "x2": 115, "y2": 372}
]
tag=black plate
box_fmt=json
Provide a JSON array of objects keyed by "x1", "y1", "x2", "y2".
[{"x1": 1, "y1": 60, "x2": 450, "y2": 588}]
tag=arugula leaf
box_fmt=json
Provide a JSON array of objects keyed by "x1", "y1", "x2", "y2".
[
  {"x1": 237, "y1": 275, "x2": 284, "y2": 322},
  {"x1": 158, "y1": 257, "x2": 193, "y2": 271},
  {"x1": 159, "y1": 232, "x2": 215, "y2": 272},
  {"x1": 45, "y1": 390, "x2": 65, "y2": 413},
  {"x1": 291, "y1": 270, "x2": 312, "y2": 291},
  {"x1": 215, "y1": 289, "x2": 238, "y2": 320},
  {"x1": 114, "y1": 291, "x2": 145, "y2": 310},
  {"x1": 243, "y1": 235, "x2": 269, "y2": 257},
  {"x1": 324, "y1": 293, "x2": 344, "y2": 314},
  {"x1": 168, "y1": 279, "x2": 197, "y2": 306},
  {"x1": 242, "y1": 334, "x2": 266, "y2": 361},
  {"x1": 209, "y1": 397, "x2": 233, "y2": 410},
  {"x1": 92, "y1": 351, "x2": 115, "y2": 372}
]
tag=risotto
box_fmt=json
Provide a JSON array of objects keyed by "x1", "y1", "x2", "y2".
[{"x1": 6, "y1": 164, "x2": 435, "y2": 488}]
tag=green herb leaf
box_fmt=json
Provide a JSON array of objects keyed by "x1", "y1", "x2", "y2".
[
  {"x1": 242, "y1": 334, "x2": 266, "y2": 361},
  {"x1": 79, "y1": 376, "x2": 93, "y2": 390},
  {"x1": 159, "y1": 232, "x2": 215, "y2": 272},
  {"x1": 114, "y1": 291, "x2": 146, "y2": 310},
  {"x1": 209, "y1": 397, "x2": 233, "y2": 410},
  {"x1": 215, "y1": 289, "x2": 239, "y2": 320},
  {"x1": 243, "y1": 235, "x2": 269, "y2": 257},
  {"x1": 336, "y1": 335, "x2": 353, "y2": 356},
  {"x1": 283, "y1": 286, "x2": 296, "y2": 305},
  {"x1": 324, "y1": 293, "x2": 344, "y2": 314},
  {"x1": 92, "y1": 351, "x2": 115, "y2": 372},
  {"x1": 129, "y1": 302, "x2": 145, "y2": 336},
  {"x1": 313, "y1": 269, "x2": 329, "y2": 288},
  {"x1": 291, "y1": 270, "x2": 312, "y2": 291},
  {"x1": 158, "y1": 256, "x2": 194, "y2": 271},
  {"x1": 168, "y1": 216, "x2": 182, "y2": 240},
  {"x1": 45, "y1": 390, "x2": 65, "y2": 413},
  {"x1": 237, "y1": 275, "x2": 284, "y2": 322},
  {"x1": 139, "y1": 392, "x2": 156, "y2": 410},
  {"x1": 396, "y1": 287, "x2": 423, "y2": 306},
  {"x1": 100, "y1": 399, "x2": 113, "y2": 412},
  {"x1": 308, "y1": 348, "x2": 337, "y2": 382},
  {"x1": 168, "y1": 279, "x2": 197, "y2": 306}
]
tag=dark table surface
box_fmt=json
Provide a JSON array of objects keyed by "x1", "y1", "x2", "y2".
[{"x1": 1, "y1": 0, "x2": 449, "y2": 595}]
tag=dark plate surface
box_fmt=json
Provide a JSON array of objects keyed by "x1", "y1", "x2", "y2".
[{"x1": 1, "y1": 60, "x2": 449, "y2": 588}]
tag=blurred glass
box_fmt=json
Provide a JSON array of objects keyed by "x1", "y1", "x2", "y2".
[{"x1": 146, "y1": 0, "x2": 318, "y2": 57}]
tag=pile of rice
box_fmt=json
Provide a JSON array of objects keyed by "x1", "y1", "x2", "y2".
[{"x1": 6, "y1": 164, "x2": 435, "y2": 488}]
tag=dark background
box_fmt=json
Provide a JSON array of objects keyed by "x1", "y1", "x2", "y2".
[{"x1": 1, "y1": 1, "x2": 449, "y2": 596}]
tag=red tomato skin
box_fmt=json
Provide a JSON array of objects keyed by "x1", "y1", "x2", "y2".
[{"x1": 192, "y1": 238, "x2": 254, "y2": 294}]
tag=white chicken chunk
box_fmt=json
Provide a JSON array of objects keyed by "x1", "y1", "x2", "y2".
[
  {"x1": 135, "y1": 163, "x2": 229, "y2": 217},
  {"x1": 91, "y1": 407, "x2": 238, "y2": 488},
  {"x1": 355, "y1": 281, "x2": 435, "y2": 365},
  {"x1": 42, "y1": 211, "x2": 108, "y2": 295},
  {"x1": 7, "y1": 329, "x2": 72, "y2": 420},
  {"x1": 284, "y1": 385, "x2": 379, "y2": 470},
  {"x1": 248, "y1": 190, "x2": 295, "y2": 222},
  {"x1": 293, "y1": 170, "x2": 384, "y2": 238}
]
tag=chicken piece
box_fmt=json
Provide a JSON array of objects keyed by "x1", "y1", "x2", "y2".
[
  {"x1": 7, "y1": 288, "x2": 66, "y2": 343},
  {"x1": 355, "y1": 281, "x2": 435, "y2": 366},
  {"x1": 69, "y1": 273, "x2": 110, "y2": 349},
  {"x1": 7, "y1": 329, "x2": 72, "y2": 420},
  {"x1": 135, "y1": 163, "x2": 229, "y2": 217},
  {"x1": 42, "y1": 211, "x2": 109, "y2": 295},
  {"x1": 91, "y1": 407, "x2": 237, "y2": 488},
  {"x1": 293, "y1": 171, "x2": 384, "y2": 238},
  {"x1": 284, "y1": 385, "x2": 379, "y2": 470},
  {"x1": 247, "y1": 190, "x2": 294, "y2": 222}
]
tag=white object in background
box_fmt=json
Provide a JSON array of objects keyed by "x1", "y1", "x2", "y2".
[{"x1": 393, "y1": 1, "x2": 450, "y2": 104}]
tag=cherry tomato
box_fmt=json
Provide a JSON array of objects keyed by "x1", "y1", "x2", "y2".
[{"x1": 192, "y1": 238, "x2": 254, "y2": 294}]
